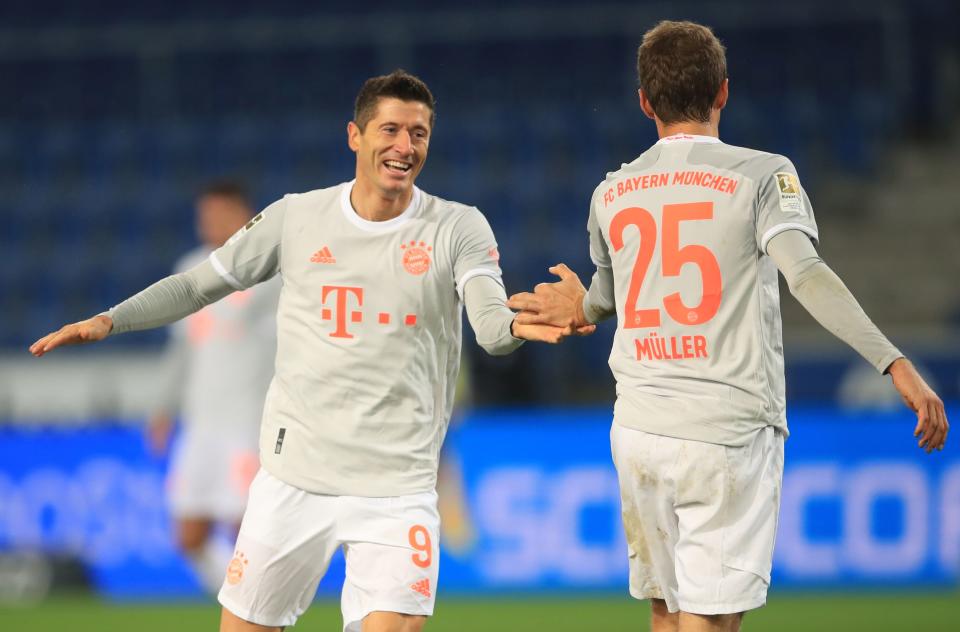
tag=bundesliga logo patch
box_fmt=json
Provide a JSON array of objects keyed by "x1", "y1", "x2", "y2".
[
  {"x1": 774, "y1": 172, "x2": 806, "y2": 216},
  {"x1": 226, "y1": 212, "x2": 265, "y2": 246},
  {"x1": 244, "y1": 212, "x2": 264, "y2": 232}
]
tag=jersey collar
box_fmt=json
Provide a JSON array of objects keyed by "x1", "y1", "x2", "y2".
[
  {"x1": 339, "y1": 180, "x2": 422, "y2": 233},
  {"x1": 656, "y1": 133, "x2": 722, "y2": 145}
]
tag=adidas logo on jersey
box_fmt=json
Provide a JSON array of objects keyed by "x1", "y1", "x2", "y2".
[
  {"x1": 310, "y1": 247, "x2": 336, "y2": 264},
  {"x1": 410, "y1": 578, "x2": 431, "y2": 598}
]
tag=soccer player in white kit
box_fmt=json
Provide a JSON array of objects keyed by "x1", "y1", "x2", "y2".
[
  {"x1": 30, "y1": 71, "x2": 578, "y2": 632},
  {"x1": 509, "y1": 21, "x2": 949, "y2": 632},
  {"x1": 147, "y1": 182, "x2": 280, "y2": 594}
]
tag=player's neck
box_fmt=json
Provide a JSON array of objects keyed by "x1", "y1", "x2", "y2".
[
  {"x1": 656, "y1": 120, "x2": 719, "y2": 140},
  {"x1": 349, "y1": 179, "x2": 413, "y2": 222}
]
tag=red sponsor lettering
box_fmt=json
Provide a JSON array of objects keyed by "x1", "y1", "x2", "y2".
[
  {"x1": 321, "y1": 286, "x2": 363, "y2": 339},
  {"x1": 320, "y1": 286, "x2": 420, "y2": 337}
]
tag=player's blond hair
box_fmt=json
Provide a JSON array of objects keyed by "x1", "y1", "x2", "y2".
[{"x1": 637, "y1": 20, "x2": 727, "y2": 124}]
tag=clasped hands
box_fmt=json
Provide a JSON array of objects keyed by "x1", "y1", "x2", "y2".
[{"x1": 507, "y1": 264, "x2": 596, "y2": 344}]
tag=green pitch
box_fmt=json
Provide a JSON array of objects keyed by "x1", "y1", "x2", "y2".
[{"x1": 1, "y1": 592, "x2": 957, "y2": 631}]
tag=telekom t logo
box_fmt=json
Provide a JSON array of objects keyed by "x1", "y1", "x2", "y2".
[
  {"x1": 321, "y1": 286, "x2": 363, "y2": 339},
  {"x1": 321, "y1": 285, "x2": 419, "y2": 339}
]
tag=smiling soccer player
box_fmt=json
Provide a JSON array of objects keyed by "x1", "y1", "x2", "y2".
[{"x1": 30, "y1": 70, "x2": 581, "y2": 632}]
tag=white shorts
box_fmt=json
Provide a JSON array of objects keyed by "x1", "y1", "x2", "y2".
[
  {"x1": 611, "y1": 423, "x2": 784, "y2": 615},
  {"x1": 218, "y1": 469, "x2": 440, "y2": 631},
  {"x1": 167, "y1": 426, "x2": 259, "y2": 522}
]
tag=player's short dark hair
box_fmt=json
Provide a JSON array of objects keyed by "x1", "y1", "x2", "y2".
[
  {"x1": 354, "y1": 70, "x2": 436, "y2": 131},
  {"x1": 637, "y1": 20, "x2": 727, "y2": 125},
  {"x1": 199, "y1": 180, "x2": 252, "y2": 209}
]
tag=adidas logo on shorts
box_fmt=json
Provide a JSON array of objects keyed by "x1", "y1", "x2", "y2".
[{"x1": 410, "y1": 578, "x2": 431, "y2": 598}]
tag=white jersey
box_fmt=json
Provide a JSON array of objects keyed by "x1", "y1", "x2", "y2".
[
  {"x1": 588, "y1": 134, "x2": 818, "y2": 446},
  {"x1": 207, "y1": 181, "x2": 503, "y2": 497},
  {"x1": 162, "y1": 247, "x2": 279, "y2": 438}
]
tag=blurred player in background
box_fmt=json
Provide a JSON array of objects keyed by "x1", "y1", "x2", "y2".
[
  {"x1": 509, "y1": 20, "x2": 949, "y2": 632},
  {"x1": 147, "y1": 181, "x2": 280, "y2": 595},
  {"x1": 30, "y1": 70, "x2": 576, "y2": 632}
]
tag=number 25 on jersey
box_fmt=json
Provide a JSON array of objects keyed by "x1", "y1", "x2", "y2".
[{"x1": 610, "y1": 201, "x2": 722, "y2": 328}]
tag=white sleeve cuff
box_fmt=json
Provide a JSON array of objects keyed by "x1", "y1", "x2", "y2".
[
  {"x1": 456, "y1": 268, "x2": 502, "y2": 299},
  {"x1": 760, "y1": 223, "x2": 819, "y2": 254}
]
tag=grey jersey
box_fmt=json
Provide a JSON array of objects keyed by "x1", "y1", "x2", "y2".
[
  {"x1": 588, "y1": 134, "x2": 818, "y2": 446},
  {"x1": 207, "y1": 182, "x2": 504, "y2": 496},
  {"x1": 160, "y1": 247, "x2": 279, "y2": 438}
]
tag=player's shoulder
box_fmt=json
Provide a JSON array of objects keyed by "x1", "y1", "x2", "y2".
[
  {"x1": 417, "y1": 188, "x2": 488, "y2": 227},
  {"x1": 604, "y1": 145, "x2": 660, "y2": 180},
  {"x1": 591, "y1": 144, "x2": 664, "y2": 198},
  {"x1": 283, "y1": 183, "x2": 347, "y2": 211},
  {"x1": 697, "y1": 142, "x2": 797, "y2": 180}
]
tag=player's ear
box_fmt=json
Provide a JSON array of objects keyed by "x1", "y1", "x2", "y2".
[
  {"x1": 638, "y1": 89, "x2": 657, "y2": 121},
  {"x1": 347, "y1": 121, "x2": 361, "y2": 152},
  {"x1": 714, "y1": 79, "x2": 729, "y2": 112}
]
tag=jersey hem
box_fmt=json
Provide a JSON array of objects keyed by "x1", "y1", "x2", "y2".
[
  {"x1": 612, "y1": 415, "x2": 787, "y2": 447},
  {"x1": 260, "y1": 461, "x2": 439, "y2": 498}
]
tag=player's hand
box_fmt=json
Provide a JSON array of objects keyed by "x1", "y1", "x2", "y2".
[
  {"x1": 146, "y1": 413, "x2": 175, "y2": 457},
  {"x1": 510, "y1": 319, "x2": 586, "y2": 344},
  {"x1": 507, "y1": 264, "x2": 592, "y2": 334},
  {"x1": 888, "y1": 358, "x2": 948, "y2": 453},
  {"x1": 29, "y1": 314, "x2": 113, "y2": 357}
]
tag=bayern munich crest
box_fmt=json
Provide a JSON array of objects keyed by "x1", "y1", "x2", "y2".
[
  {"x1": 401, "y1": 240, "x2": 432, "y2": 275},
  {"x1": 226, "y1": 551, "x2": 249, "y2": 585}
]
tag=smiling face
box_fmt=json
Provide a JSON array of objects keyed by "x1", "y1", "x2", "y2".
[{"x1": 348, "y1": 97, "x2": 432, "y2": 200}]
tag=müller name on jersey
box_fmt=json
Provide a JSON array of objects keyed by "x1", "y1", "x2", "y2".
[
  {"x1": 602, "y1": 170, "x2": 740, "y2": 207},
  {"x1": 634, "y1": 331, "x2": 708, "y2": 361}
]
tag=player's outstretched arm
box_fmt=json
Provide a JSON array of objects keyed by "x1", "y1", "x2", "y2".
[
  {"x1": 30, "y1": 259, "x2": 235, "y2": 359},
  {"x1": 29, "y1": 314, "x2": 113, "y2": 357},
  {"x1": 888, "y1": 358, "x2": 949, "y2": 453},
  {"x1": 767, "y1": 230, "x2": 948, "y2": 453}
]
